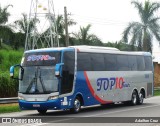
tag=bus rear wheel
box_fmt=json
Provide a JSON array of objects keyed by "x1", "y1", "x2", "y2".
[
  {"x1": 37, "y1": 110, "x2": 47, "y2": 114},
  {"x1": 130, "y1": 90, "x2": 138, "y2": 105},
  {"x1": 137, "y1": 92, "x2": 144, "y2": 105},
  {"x1": 70, "y1": 97, "x2": 81, "y2": 113}
]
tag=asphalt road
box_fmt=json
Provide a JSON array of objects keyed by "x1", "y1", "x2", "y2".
[{"x1": 1, "y1": 96, "x2": 160, "y2": 126}]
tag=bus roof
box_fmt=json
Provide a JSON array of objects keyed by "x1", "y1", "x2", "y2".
[
  {"x1": 24, "y1": 47, "x2": 72, "y2": 53},
  {"x1": 69, "y1": 45, "x2": 120, "y2": 51},
  {"x1": 70, "y1": 46, "x2": 152, "y2": 56},
  {"x1": 24, "y1": 45, "x2": 152, "y2": 56}
]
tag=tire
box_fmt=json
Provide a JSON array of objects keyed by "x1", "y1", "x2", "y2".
[
  {"x1": 70, "y1": 97, "x2": 81, "y2": 113},
  {"x1": 137, "y1": 92, "x2": 144, "y2": 105},
  {"x1": 130, "y1": 90, "x2": 138, "y2": 105},
  {"x1": 37, "y1": 110, "x2": 47, "y2": 114}
]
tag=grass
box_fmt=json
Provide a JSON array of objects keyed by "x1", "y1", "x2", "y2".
[
  {"x1": 0, "y1": 103, "x2": 21, "y2": 114},
  {"x1": 154, "y1": 89, "x2": 160, "y2": 96}
]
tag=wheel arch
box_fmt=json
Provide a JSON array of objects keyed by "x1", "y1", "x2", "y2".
[
  {"x1": 139, "y1": 88, "x2": 146, "y2": 98},
  {"x1": 131, "y1": 88, "x2": 138, "y2": 96},
  {"x1": 74, "y1": 92, "x2": 84, "y2": 106}
]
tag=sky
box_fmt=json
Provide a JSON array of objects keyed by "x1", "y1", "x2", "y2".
[{"x1": 1, "y1": 0, "x2": 160, "y2": 59}]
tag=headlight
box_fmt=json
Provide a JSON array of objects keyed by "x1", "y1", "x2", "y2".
[
  {"x1": 18, "y1": 96, "x2": 25, "y2": 100},
  {"x1": 48, "y1": 96, "x2": 58, "y2": 100}
]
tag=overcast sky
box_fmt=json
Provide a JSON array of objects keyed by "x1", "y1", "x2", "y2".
[{"x1": 1, "y1": 0, "x2": 160, "y2": 57}]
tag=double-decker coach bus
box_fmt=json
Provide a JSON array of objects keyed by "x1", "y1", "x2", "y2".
[{"x1": 10, "y1": 46, "x2": 153, "y2": 114}]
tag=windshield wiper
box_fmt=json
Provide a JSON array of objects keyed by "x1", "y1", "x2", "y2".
[
  {"x1": 39, "y1": 68, "x2": 47, "y2": 93},
  {"x1": 25, "y1": 68, "x2": 38, "y2": 94},
  {"x1": 25, "y1": 67, "x2": 47, "y2": 94}
]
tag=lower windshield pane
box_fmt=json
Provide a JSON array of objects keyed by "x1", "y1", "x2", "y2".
[{"x1": 19, "y1": 66, "x2": 58, "y2": 94}]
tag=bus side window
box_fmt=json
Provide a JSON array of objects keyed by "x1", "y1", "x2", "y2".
[
  {"x1": 77, "y1": 53, "x2": 92, "y2": 71},
  {"x1": 104, "y1": 54, "x2": 117, "y2": 71},
  {"x1": 144, "y1": 56, "x2": 152, "y2": 71},
  {"x1": 128, "y1": 56, "x2": 137, "y2": 71},
  {"x1": 61, "y1": 51, "x2": 75, "y2": 94},
  {"x1": 117, "y1": 55, "x2": 129, "y2": 71},
  {"x1": 137, "y1": 56, "x2": 145, "y2": 71},
  {"x1": 90, "y1": 53, "x2": 105, "y2": 71}
]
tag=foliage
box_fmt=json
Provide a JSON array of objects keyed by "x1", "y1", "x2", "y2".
[
  {"x1": 45, "y1": 14, "x2": 76, "y2": 46},
  {"x1": 73, "y1": 24, "x2": 103, "y2": 45},
  {"x1": 13, "y1": 32, "x2": 25, "y2": 50},
  {"x1": 14, "y1": 13, "x2": 38, "y2": 35},
  {"x1": 14, "y1": 13, "x2": 39, "y2": 50},
  {"x1": 0, "y1": 5, "x2": 12, "y2": 24},
  {"x1": 0, "y1": 5, "x2": 15, "y2": 49},
  {"x1": 154, "y1": 89, "x2": 160, "y2": 96},
  {"x1": 103, "y1": 41, "x2": 138, "y2": 51},
  {"x1": 122, "y1": 0, "x2": 160, "y2": 52},
  {"x1": 0, "y1": 25, "x2": 14, "y2": 48},
  {"x1": 0, "y1": 49, "x2": 23, "y2": 97}
]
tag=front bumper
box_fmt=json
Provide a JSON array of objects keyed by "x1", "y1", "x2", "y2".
[{"x1": 19, "y1": 99, "x2": 61, "y2": 110}]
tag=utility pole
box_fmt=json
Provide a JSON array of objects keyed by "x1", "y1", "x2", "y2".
[{"x1": 64, "y1": 6, "x2": 69, "y2": 47}]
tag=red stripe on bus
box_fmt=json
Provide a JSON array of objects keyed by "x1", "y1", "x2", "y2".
[{"x1": 84, "y1": 71, "x2": 112, "y2": 104}]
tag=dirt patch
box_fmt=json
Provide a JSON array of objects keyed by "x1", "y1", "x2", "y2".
[{"x1": 0, "y1": 103, "x2": 18, "y2": 107}]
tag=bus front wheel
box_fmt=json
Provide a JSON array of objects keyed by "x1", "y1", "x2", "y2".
[
  {"x1": 70, "y1": 97, "x2": 81, "y2": 113},
  {"x1": 37, "y1": 110, "x2": 47, "y2": 114}
]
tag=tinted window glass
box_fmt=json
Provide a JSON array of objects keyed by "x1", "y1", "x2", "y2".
[
  {"x1": 23, "y1": 52, "x2": 60, "y2": 66},
  {"x1": 61, "y1": 51, "x2": 75, "y2": 94},
  {"x1": 137, "y1": 56, "x2": 145, "y2": 71},
  {"x1": 144, "y1": 56, "x2": 152, "y2": 71},
  {"x1": 90, "y1": 53, "x2": 105, "y2": 71},
  {"x1": 77, "y1": 53, "x2": 92, "y2": 71},
  {"x1": 117, "y1": 55, "x2": 129, "y2": 71},
  {"x1": 104, "y1": 54, "x2": 117, "y2": 71},
  {"x1": 128, "y1": 56, "x2": 137, "y2": 71},
  {"x1": 63, "y1": 51, "x2": 75, "y2": 74}
]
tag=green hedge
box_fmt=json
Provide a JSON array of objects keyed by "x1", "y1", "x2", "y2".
[{"x1": 0, "y1": 50, "x2": 23, "y2": 98}]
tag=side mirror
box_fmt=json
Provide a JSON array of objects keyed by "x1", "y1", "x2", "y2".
[
  {"x1": 55, "y1": 63, "x2": 64, "y2": 77},
  {"x1": 10, "y1": 64, "x2": 24, "y2": 80}
]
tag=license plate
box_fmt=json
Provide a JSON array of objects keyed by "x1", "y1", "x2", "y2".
[{"x1": 33, "y1": 104, "x2": 40, "y2": 107}]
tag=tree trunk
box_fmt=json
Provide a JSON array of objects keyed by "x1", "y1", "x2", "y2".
[{"x1": 142, "y1": 29, "x2": 148, "y2": 51}]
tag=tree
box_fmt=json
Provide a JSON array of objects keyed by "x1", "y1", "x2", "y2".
[
  {"x1": 73, "y1": 24, "x2": 102, "y2": 45},
  {"x1": 14, "y1": 13, "x2": 39, "y2": 49},
  {"x1": 14, "y1": 13, "x2": 38, "y2": 37},
  {"x1": 0, "y1": 5, "x2": 13, "y2": 48},
  {"x1": 45, "y1": 14, "x2": 76, "y2": 46},
  {"x1": 0, "y1": 4, "x2": 12, "y2": 24},
  {"x1": 122, "y1": 0, "x2": 160, "y2": 52},
  {"x1": 104, "y1": 41, "x2": 138, "y2": 51}
]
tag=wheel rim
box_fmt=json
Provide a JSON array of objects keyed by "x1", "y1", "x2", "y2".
[
  {"x1": 139, "y1": 93, "x2": 144, "y2": 104},
  {"x1": 74, "y1": 99, "x2": 81, "y2": 112},
  {"x1": 132, "y1": 93, "x2": 137, "y2": 105}
]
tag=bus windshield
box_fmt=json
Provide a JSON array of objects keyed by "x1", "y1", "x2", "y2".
[{"x1": 19, "y1": 52, "x2": 61, "y2": 94}]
